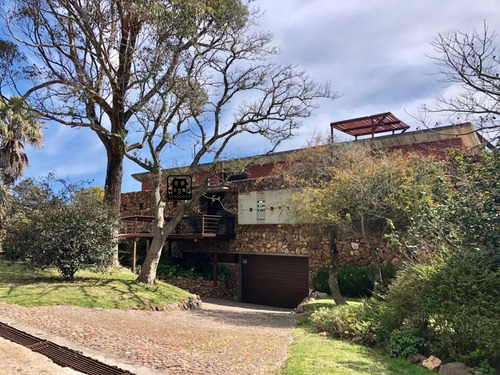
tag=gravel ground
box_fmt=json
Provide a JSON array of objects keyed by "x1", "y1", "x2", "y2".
[
  {"x1": 0, "y1": 337, "x2": 83, "y2": 375},
  {"x1": 0, "y1": 299, "x2": 296, "y2": 374}
]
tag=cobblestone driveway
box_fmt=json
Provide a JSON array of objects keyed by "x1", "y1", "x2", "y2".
[{"x1": 0, "y1": 299, "x2": 296, "y2": 374}]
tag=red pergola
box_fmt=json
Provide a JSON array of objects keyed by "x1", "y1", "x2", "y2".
[{"x1": 330, "y1": 112, "x2": 410, "y2": 140}]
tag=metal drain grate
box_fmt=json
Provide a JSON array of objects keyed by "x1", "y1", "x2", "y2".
[{"x1": 0, "y1": 322, "x2": 135, "y2": 375}]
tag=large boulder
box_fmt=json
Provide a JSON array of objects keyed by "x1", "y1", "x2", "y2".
[
  {"x1": 407, "y1": 353, "x2": 426, "y2": 365},
  {"x1": 422, "y1": 356, "x2": 442, "y2": 372},
  {"x1": 178, "y1": 294, "x2": 202, "y2": 310},
  {"x1": 439, "y1": 362, "x2": 475, "y2": 375}
]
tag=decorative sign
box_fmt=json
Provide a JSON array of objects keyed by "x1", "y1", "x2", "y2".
[{"x1": 167, "y1": 175, "x2": 192, "y2": 201}]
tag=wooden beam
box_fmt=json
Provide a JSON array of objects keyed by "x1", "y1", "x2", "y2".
[
  {"x1": 213, "y1": 250, "x2": 218, "y2": 287},
  {"x1": 132, "y1": 237, "x2": 137, "y2": 274}
]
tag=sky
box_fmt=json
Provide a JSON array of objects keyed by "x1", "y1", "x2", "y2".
[{"x1": 17, "y1": 0, "x2": 500, "y2": 192}]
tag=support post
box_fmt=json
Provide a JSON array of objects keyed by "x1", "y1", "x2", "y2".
[
  {"x1": 213, "y1": 250, "x2": 218, "y2": 286},
  {"x1": 132, "y1": 237, "x2": 137, "y2": 274}
]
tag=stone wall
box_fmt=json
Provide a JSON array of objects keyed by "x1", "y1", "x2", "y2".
[
  {"x1": 121, "y1": 190, "x2": 181, "y2": 217},
  {"x1": 337, "y1": 239, "x2": 400, "y2": 267},
  {"x1": 160, "y1": 263, "x2": 239, "y2": 300},
  {"x1": 119, "y1": 180, "x2": 402, "y2": 290},
  {"x1": 224, "y1": 224, "x2": 399, "y2": 285}
]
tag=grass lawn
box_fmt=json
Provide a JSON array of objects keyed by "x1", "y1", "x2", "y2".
[
  {"x1": 0, "y1": 259, "x2": 189, "y2": 309},
  {"x1": 280, "y1": 298, "x2": 433, "y2": 375}
]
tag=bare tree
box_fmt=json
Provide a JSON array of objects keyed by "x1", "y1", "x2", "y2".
[
  {"x1": 122, "y1": 16, "x2": 336, "y2": 284},
  {"x1": 1, "y1": 0, "x2": 255, "y2": 264},
  {"x1": 281, "y1": 143, "x2": 423, "y2": 303},
  {"x1": 420, "y1": 22, "x2": 500, "y2": 146}
]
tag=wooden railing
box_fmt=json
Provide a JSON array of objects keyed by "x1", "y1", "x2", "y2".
[{"x1": 120, "y1": 214, "x2": 235, "y2": 240}]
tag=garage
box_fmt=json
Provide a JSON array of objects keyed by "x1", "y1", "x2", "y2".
[{"x1": 241, "y1": 254, "x2": 309, "y2": 308}]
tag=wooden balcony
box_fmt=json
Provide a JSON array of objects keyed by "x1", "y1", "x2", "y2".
[{"x1": 120, "y1": 214, "x2": 235, "y2": 240}]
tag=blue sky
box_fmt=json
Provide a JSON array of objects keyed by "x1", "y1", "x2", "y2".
[{"x1": 14, "y1": 0, "x2": 500, "y2": 192}]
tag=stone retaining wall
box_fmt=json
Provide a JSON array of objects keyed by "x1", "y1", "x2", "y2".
[{"x1": 161, "y1": 274, "x2": 237, "y2": 300}]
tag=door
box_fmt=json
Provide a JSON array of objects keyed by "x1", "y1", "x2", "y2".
[{"x1": 241, "y1": 254, "x2": 308, "y2": 308}]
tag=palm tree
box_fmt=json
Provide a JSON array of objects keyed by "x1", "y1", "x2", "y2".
[
  {"x1": 0, "y1": 96, "x2": 43, "y2": 185},
  {"x1": 0, "y1": 169, "x2": 9, "y2": 206}
]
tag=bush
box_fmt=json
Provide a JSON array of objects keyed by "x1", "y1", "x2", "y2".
[
  {"x1": 156, "y1": 261, "x2": 199, "y2": 278},
  {"x1": 312, "y1": 263, "x2": 330, "y2": 293},
  {"x1": 381, "y1": 248, "x2": 500, "y2": 363},
  {"x1": 118, "y1": 233, "x2": 150, "y2": 269},
  {"x1": 312, "y1": 262, "x2": 398, "y2": 298},
  {"x1": 4, "y1": 177, "x2": 119, "y2": 280},
  {"x1": 155, "y1": 254, "x2": 233, "y2": 286},
  {"x1": 338, "y1": 263, "x2": 374, "y2": 297},
  {"x1": 388, "y1": 328, "x2": 429, "y2": 358},
  {"x1": 310, "y1": 304, "x2": 378, "y2": 345}
]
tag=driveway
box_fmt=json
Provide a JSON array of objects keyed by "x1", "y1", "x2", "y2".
[
  {"x1": 0, "y1": 299, "x2": 297, "y2": 374},
  {"x1": 0, "y1": 337, "x2": 83, "y2": 375}
]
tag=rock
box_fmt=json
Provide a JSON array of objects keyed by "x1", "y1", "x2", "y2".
[
  {"x1": 178, "y1": 294, "x2": 202, "y2": 310},
  {"x1": 439, "y1": 362, "x2": 474, "y2": 375},
  {"x1": 407, "y1": 353, "x2": 426, "y2": 365},
  {"x1": 422, "y1": 356, "x2": 442, "y2": 372},
  {"x1": 351, "y1": 242, "x2": 359, "y2": 250},
  {"x1": 293, "y1": 302, "x2": 307, "y2": 314},
  {"x1": 187, "y1": 294, "x2": 202, "y2": 309},
  {"x1": 309, "y1": 291, "x2": 328, "y2": 299}
]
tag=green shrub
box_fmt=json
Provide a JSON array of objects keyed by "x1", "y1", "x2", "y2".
[
  {"x1": 462, "y1": 349, "x2": 496, "y2": 372},
  {"x1": 312, "y1": 263, "x2": 330, "y2": 293},
  {"x1": 155, "y1": 254, "x2": 233, "y2": 286},
  {"x1": 310, "y1": 304, "x2": 378, "y2": 345},
  {"x1": 477, "y1": 360, "x2": 495, "y2": 375},
  {"x1": 4, "y1": 178, "x2": 118, "y2": 280},
  {"x1": 382, "y1": 249, "x2": 500, "y2": 363},
  {"x1": 388, "y1": 328, "x2": 429, "y2": 358},
  {"x1": 207, "y1": 265, "x2": 233, "y2": 286},
  {"x1": 118, "y1": 233, "x2": 150, "y2": 269},
  {"x1": 338, "y1": 263, "x2": 374, "y2": 297},
  {"x1": 312, "y1": 262, "x2": 398, "y2": 298}
]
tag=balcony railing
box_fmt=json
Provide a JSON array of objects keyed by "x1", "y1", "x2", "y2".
[{"x1": 120, "y1": 214, "x2": 235, "y2": 240}]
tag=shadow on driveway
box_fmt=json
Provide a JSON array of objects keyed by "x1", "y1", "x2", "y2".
[{"x1": 191, "y1": 298, "x2": 297, "y2": 330}]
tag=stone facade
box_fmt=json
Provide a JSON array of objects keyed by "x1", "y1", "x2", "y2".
[
  {"x1": 120, "y1": 180, "x2": 401, "y2": 300},
  {"x1": 119, "y1": 123, "x2": 481, "y2": 301}
]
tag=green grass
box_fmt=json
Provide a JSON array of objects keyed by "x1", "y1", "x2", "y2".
[
  {"x1": 0, "y1": 259, "x2": 189, "y2": 309},
  {"x1": 279, "y1": 298, "x2": 433, "y2": 375}
]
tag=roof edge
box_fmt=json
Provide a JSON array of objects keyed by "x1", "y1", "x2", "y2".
[{"x1": 131, "y1": 122, "x2": 480, "y2": 182}]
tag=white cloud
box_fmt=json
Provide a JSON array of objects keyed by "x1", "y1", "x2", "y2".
[{"x1": 15, "y1": 1, "x2": 500, "y2": 191}]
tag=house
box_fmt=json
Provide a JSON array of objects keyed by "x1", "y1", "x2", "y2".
[{"x1": 120, "y1": 113, "x2": 483, "y2": 308}]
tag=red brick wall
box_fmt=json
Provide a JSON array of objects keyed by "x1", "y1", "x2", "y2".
[{"x1": 387, "y1": 138, "x2": 465, "y2": 158}]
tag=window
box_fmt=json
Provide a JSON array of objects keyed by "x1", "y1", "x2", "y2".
[{"x1": 257, "y1": 199, "x2": 265, "y2": 220}]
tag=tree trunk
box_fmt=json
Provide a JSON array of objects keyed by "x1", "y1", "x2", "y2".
[
  {"x1": 136, "y1": 173, "x2": 188, "y2": 284},
  {"x1": 136, "y1": 234, "x2": 164, "y2": 284},
  {"x1": 329, "y1": 232, "x2": 347, "y2": 305},
  {"x1": 103, "y1": 143, "x2": 124, "y2": 267},
  {"x1": 371, "y1": 245, "x2": 383, "y2": 297}
]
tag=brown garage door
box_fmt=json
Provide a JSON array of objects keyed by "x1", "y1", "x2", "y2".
[{"x1": 241, "y1": 254, "x2": 308, "y2": 308}]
